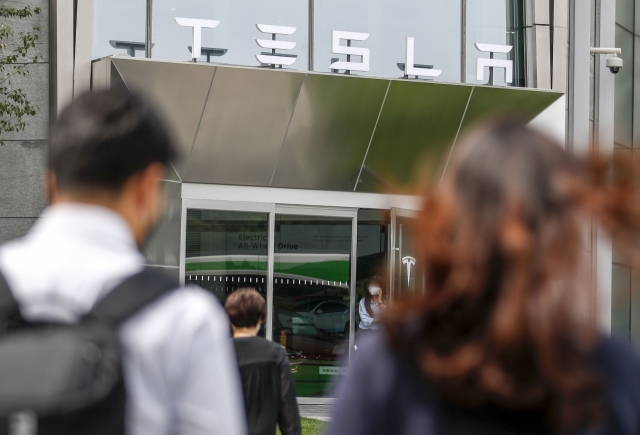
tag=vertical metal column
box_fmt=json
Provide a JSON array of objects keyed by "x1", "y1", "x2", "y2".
[
  {"x1": 348, "y1": 214, "x2": 358, "y2": 361},
  {"x1": 524, "y1": 0, "x2": 552, "y2": 88},
  {"x1": 461, "y1": 0, "x2": 466, "y2": 83},
  {"x1": 178, "y1": 201, "x2": 187, "y2": 286},
  {"x1": 308, "y1": 0, "x2": 314, "y2": 71},
  {"x1": 388, "y1": 212, "x2": 397, "y2": 302},
  {"x1": 593, "y1": 0, "x2": 616, "y2": 333},
  {"x1": 145, "y1": 0, "x2": 153, "y2": 58},
  {"x1": 73, "y1": 0, "x2": 94, "y2": 96},
  {"x1": 567, "y1": 0, "x2": 591, "y2": 152},
  {"x1": 552, "y1": 0, "x2": 569, "y2": 91},
  {"x1": 399, "y1": 223, "x2": 403, "y2": 292},
  {"x1": 266, "y1": 206, "x2": 276, "y2": 341},
  {"x1": 51, "y1": 0, "x2": 75, "y2": 118}
]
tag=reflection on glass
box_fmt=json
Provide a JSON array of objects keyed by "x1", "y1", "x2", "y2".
[
  {"x1": 152, "y1": 0, "x2": 308, "y2": 68},
  {"x1": 92, "y1": 0, "x2": 146, "y2": 60},
  {"x1": 273, "y1": 215, "x2": 351, "y2": 397},
  {"x1": 185, "y1": 209, "x2": 268, "y2": 336},
  {"x1": 356, "y1": 209, "x2": 387, "y2": 334},
  {"x1": 313, "y1": 0, "x2": 461, "y2": 82},
  {"x1": 614, "y1": 24, "x2": 633, "y2": 147},
  {"x1": 142, "y1": 181, "x2": 181, "y2": 267},
  {"x1": 465, "y1": 0, "x2": 525, "y2": 87}
]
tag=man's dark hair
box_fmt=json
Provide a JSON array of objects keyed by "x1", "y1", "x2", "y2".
[
  {"x1": 50, "y1": 90, "x2": 178, "y2": 192},
  {"x1": 224, "y1": 288, "x2": 266, "y2": 328}
]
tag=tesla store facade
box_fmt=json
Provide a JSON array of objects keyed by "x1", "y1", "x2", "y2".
[{"x1": 52, "y1": 0, "x2": 573, "y2": 401}]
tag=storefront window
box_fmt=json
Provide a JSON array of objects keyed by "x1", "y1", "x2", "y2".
[
  {"x1": 151, "y1": 0, "x2": 309, "y2": 69},
  {"x1": 184, "y1": 209, "x2": 269, "y2": 338},
  {"x1": 313, "y1": 0, "x2": 461, "y2": 82},
  {"x1": 92, "y1": 0, "x2": 146, "y2": 59}
]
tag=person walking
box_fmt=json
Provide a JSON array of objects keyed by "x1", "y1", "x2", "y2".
[
  {"x1": 225, "y1": 288, "x2": 301, "y2": 435},
  {"x1": 0, "y1": 91, "x2": 246, "y2": 435},
  {"x1": 328, "y1": 119, "x2": 640, "y2": 435}
]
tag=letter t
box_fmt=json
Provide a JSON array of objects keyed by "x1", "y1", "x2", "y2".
[{"x1": 175, "y1": 17, "x2": 220, "y2": 60}]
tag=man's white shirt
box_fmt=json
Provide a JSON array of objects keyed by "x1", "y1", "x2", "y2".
[{"x1": 0, "y1": 204, "x2": 247, "y2": 435}]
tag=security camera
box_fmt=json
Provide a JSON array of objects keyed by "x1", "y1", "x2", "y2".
[
  {"x1": 606, "y1": 56, "x2": 623, "y2": 74},
  {"x1": 590, "y1": 47, "x2": 623, "y2": 74}
]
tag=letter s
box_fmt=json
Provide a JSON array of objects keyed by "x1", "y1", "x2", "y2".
[{"x1": 329, "y1": 30, "x2": 370, "y2": 72}]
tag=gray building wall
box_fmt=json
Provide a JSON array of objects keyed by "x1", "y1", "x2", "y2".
[{"x1": 0, "y1": 0, "x2": 49, "y2": 243}]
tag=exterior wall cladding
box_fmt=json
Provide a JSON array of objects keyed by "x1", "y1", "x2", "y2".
[
  {"x1": 0, "y1": 0, "x2": 49, "y2": 243},
  {"x1": 0, "y1": 1, "x2": 567, "y2": 243}
]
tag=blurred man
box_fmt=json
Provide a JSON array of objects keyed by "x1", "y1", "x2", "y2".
[
  {"x1": 225, "y1": 288, "x2": 301, "y2": 435},
  {"x1": 0, "y1": 91, "x2": 246, "y2": 435}
]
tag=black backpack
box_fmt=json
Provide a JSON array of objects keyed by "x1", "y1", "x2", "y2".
[{"x1": 0, "y1": 270, "x2": 177, "y2": 435}]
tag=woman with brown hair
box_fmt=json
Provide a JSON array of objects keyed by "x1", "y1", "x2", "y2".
[{"x1": 328, "y1": 119, "x2": 640, "y2": 435}]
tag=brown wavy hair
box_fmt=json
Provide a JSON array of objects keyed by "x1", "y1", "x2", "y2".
[{"x1": 384, "y1": 118, "x2": 640, "y2": 432}]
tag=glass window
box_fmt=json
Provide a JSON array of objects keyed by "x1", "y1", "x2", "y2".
[
  {"x1": 614, "y1": 24, "x2": 634, "y2": 148},
  {"x1": 142, "y1": 181, "x2": 181, "y2": 268},
  {"x1": 465, "y1": 0, "x2": 525, "y2": 87},
  {"x1": 313, "y1": 0, "x2": 461, "y2": 82},
  {"x1": 273, "y1": 214, "x2": 352, "y2": 397},
  {"x1": 615, "y1": 0, "x2": 634, "y2": 35},
  {"x1": 151, "y1": 0, "x2": 308, "y2": 69},
  {"x1": 184, "y1": 209, "x2": 269, "y2": 336},
  {"x1": 92, "y1": 0, "x2": 146, "y2": 59}
]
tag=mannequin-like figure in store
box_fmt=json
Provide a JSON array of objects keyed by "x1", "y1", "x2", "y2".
[
  {"x1": 358, "y1": 276, "x2": 387, "y2": 331},
  {"x1": 225, "y1": 288, "x2": 301, "y2": 435}
]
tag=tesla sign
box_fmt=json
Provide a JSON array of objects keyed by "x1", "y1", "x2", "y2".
[
  {"x1": 402, "y1": 256, "x2": 416, "y2": 286},
  {"x1": 174, "y1": 17, "x2": 513, "y2": 82}
]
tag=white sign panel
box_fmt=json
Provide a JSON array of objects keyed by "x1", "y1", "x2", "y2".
[
  {"x1": 319, "y1": 366, "x2": 347, "y2": 375},
  {"x1": 169, "y1": 16, "x2": 515, "y2": 86}
]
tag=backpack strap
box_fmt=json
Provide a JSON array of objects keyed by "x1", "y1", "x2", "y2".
[
  {"x1": 85, "y1": 269, "x2": 178, "y2": 327},
  {"x1": 0, "y1": 271, "x2": 22, "y2": 331}
]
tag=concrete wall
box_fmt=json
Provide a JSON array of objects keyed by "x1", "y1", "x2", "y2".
[
  {"x1": 528, "y1": 95, "x2": 567, "y2": 146},
  {"x1": 0, "y1": 0, "x2": 49, "y2": 243}
]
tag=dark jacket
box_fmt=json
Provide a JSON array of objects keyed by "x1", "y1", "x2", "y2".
[
  {"x1": 328, "y1": 334, "x2": 640, "y2": 435},
  {"x1": 233, "y1": 336, "x2": 301, "y2": 435}
]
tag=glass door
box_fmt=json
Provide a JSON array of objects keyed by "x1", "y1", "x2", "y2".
[
  {"x1": 271, "y1": 206, "x2": 356, "y2": 398},
  {"x1": 182, "y1": 201, "x2": 272, "y2": 337},
  {"x1": 389, "y1": 208, "x2": 423, "y2": 301},
  {"x1": 181, "y1": 200, "x2": 359, "y2": 400}
]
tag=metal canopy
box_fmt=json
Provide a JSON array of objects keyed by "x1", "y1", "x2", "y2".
[{"x1": 94, "y1": 57, "x2": 562, "y2": 193}]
